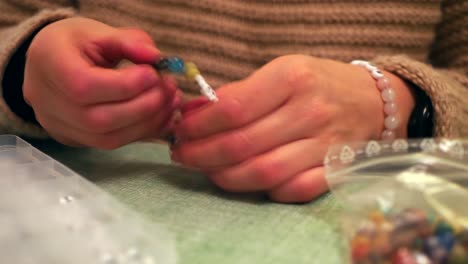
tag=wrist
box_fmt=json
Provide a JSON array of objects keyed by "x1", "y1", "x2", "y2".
[{"x1": 351, "y1": 60, "x2": 416, "y2": 140}]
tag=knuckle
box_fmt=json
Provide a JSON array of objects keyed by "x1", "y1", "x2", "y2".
[
  {"x1": 297, "y1": 98, "x2": 335, "y2": 128},
  {"x1": 269, "y1": 55, "x2": 317, "y2": 92},
  {"x1": 219, "y1": 131, "x2": 253, "y2": 162},
  {"x1": 218, "y1": 97, "x2": 246, "y2": 125},
  {"x1": 285, "y1": 64, "x2": 316, "y2": 91},
  {"x1": 250, "y1": 159, "x2": 283, "y2": 188},
  {"x1": 210, "y1": 173, "x2": 236, "y2": 192},
  {"x1": 143, "y1": 91, "x2": 164, "y2": 113},
  {"x1": 292, "y1": 184, "x2": 317, "y2": 202},
  {"x1": 68, "y1": 75, "x2": 92, "y2": 103},
  {"x1": 83, "y1": 109, "x2": 113, "y2": 133}
]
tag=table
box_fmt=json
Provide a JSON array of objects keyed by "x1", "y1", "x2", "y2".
[{"x1": 30, "y1": 138, "x2": 346, "y2": 264}]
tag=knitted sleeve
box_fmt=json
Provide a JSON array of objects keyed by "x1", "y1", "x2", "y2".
[
  {"x1": 372, "y1": 1, "x2": 467, "y2": 137},
  {"x1": 0, "y1": 1, "x2": 76, "y2": 137}
]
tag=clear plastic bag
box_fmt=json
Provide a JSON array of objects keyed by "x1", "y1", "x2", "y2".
[{"x1": 324, "y1": 138, "x2": 468, "y2": 264}]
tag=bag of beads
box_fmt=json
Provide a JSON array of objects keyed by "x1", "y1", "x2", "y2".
[{"x1": 324, "y1": 139, "x2": 468, "y2": 264}]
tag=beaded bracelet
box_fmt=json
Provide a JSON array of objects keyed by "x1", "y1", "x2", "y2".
[{"x1": 351, "y1": 60, "x2": 399, "y2": 140}]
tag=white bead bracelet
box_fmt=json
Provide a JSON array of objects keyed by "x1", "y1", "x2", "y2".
[{"x1": 351, "y1": 60, "x2": 399, "y2": 140}]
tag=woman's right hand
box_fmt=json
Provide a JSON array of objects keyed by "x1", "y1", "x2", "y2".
[{"x1": 24, "y1": 17, "x2": 180, "y2": 149}]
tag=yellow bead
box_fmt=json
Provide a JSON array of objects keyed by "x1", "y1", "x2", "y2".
[
  {"x1": 369, "y1": 211, "x2": 386, "y2": 226},
  {"x1": 184, "y1": 62, "x2": 200, "y2": 81}
]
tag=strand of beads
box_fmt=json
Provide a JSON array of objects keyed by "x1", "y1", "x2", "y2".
[
  {"x1": 351, "y1": 208, "x2": 468, "y2": 264},
  {"x1": 351, "y1": 60, "x2": 399, "y2": 140},
  {"x1": 154, "y1": 57, "x2": 218, "y2": 101}
]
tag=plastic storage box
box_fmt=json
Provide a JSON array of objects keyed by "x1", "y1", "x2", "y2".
[{"x1": 0, "y1": 135, "x2": 175, "y2": 264}]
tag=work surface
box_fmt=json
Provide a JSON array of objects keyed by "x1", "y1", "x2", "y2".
[{"x1": 31, "y1": 138, "x2": 346, "y2": 264}]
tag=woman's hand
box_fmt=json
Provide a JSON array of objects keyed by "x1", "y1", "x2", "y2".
[
  {"x1": 171, "y1": 55, "x2": 415, "y2": 203},
  {"x1": 24, "y1": 17, "x2": 180, "y2": 149}
]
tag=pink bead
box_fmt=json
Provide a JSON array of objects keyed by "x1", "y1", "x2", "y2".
[
  {"x1": 377, "y1": 77, "x2": 390, "y2": 90},
  {"x1": 392, "y1": 248, "x2": 417, "y2": 264},
  {"x1": 381, "y1": 88, "x2": 396, "y2": 102},
  {"x1": 384, "y1": 102, "x2": 398, "y2": 115},
  {"x1": 385, "y1": 115, "x2": 400, "y2": 130},
  {"x1": 382, "y1": 130, "x2": 396, "y2": 140}
]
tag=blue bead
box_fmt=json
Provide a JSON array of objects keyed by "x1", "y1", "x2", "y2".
[
  {"x1": 438, "y1": 232, "x2": 455, "y2": 251},
  {"x1": 167, "y1": 57, "x2": 185, "y2": 74}
]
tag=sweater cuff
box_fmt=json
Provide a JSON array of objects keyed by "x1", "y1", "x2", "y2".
[
  {"x1": 0, "y1": 8, "x2": 75, "y2": 138},
  {"x1": 371, "y1": 55, "x2": 466, "y2": 138}
]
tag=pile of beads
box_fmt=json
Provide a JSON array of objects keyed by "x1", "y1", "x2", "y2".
[
  {"x1": 154, "y1": 57, "x2": 218, "y2": 101},
  {"x1": 351, "y1": 208, "x2": 468, "y2": 264}
]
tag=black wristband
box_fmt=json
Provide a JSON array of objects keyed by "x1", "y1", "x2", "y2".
[
  {"x1": 2, "y1": 28, "x2": 44, "y2": 125},
  {"x1": 407, "y1": 84, "x2": 434, "y2": 138}
]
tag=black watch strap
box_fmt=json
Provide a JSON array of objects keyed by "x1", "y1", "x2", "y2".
[{"x1": 407, "y1": 84, "x2": 434, "y2": 138}]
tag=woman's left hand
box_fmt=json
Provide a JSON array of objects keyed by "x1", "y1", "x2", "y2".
[{"x1": 171, "y1": 55, "x2": 415, "y2": 203}]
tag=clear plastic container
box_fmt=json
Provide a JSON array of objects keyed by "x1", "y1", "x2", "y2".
[{"x1": 0, "y1": 135, "x2": 176, "y2": 264}]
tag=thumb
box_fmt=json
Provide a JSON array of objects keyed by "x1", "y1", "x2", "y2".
[{"x1": 86, "y1": 28, "x2": 161, "y2": 67}]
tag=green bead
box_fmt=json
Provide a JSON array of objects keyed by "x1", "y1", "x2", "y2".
[{"x1": 435, "y1": 221, "x2": 454, "y2": 236}]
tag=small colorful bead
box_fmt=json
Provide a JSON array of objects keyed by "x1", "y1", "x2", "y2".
[
  {"x1": 184, "y1": 62, "x2": 201, "y2": 82},
  {"x1": 167, "y1": 57, "x2": 185, "y2": 74},
  {"x1": 154, "y1": 56, "x2": 218, "y2": 101},
  {"x1": 350, "y1": 207, "x2": 467, "y2": 264}
]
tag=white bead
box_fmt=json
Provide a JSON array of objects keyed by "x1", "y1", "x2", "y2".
[
  {"x1": 195, "y1": 75, "x2": 218, "y2": 101},
  {"x1": 382, "y1": 130, "x2": 396, "y2": 140},
  {"x1": 371, "y1": 69, "x2": 384, "y2": 79},
  {"x1": 351, "y1": 60, "x2": 367, "y2": 66},
  {"x1": 384, "y1": 115, "x2": 400, "y2": 130},
  {"x1": 364, "y1": 63, "x2": 378, "y2": 71},
  {"x1": 384, "y1": 102, "x2": 398, "y2": 115},
  {"x1": 381, "y1": 88, "x2": 396, "y2": 102}
]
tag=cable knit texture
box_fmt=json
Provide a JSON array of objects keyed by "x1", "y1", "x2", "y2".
[{"x1": 0, "y1": 0, "x2": 466, "y2": 137}]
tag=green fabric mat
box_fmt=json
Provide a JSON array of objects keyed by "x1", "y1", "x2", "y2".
[{"x1": 31, "y1": 138, "x2": 347, "y2": 264}]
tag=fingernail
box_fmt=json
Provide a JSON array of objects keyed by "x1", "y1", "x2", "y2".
[
  {"x1": 169, "y1": 94, "x2": 181, "y2": 109},
  {"x1": 144, "y1": 44, "x2": 160, "y2": 60},
  {"x1": 180, "y1": 97, "x2": 210, "y2": 115}
]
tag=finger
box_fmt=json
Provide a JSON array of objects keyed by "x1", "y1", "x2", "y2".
[
  {"x1": 180, "y1": 97, "x2": 210, "y2": 115},
  {"x1": 175, "y1": 77, "x2": 292, "y2": 140},
  {"x1": 41, "y1": 77, "x2": 178, "y2": 133},
  {"x1": 267, "y1": 167, "x2": 328, "y2": 203},
  {"x1": 206, "y1": 138, "x2": 327, "y2": 192},
  {"x1": 86, "y1": 28, "x2": 160, "y2": 66},
  {"x1": 77, "y1": 78, "x2": 179, "y2": 133},
  {"x1": 142, "y1": 95, "x2": 182, "y2": 140},
  {"x1": 172, "y1": 106, "x2": 311, "y2": 168},
  {"x1": 62, "y1": 64, "x2": 162, "y2": 104},
  {"x1": 79, "y1": 87, "x2": 177, "y2": 133},
  {"x1": 53, "y1": 31, "x2": 163, "y2": 104},
  {"x1": 38, "y1": 109, "x2": 174, "y2": 150}
]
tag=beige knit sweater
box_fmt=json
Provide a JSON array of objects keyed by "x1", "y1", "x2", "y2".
[{"x1": 0, "y1": 0, "x2": 466, "y2": 138}]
